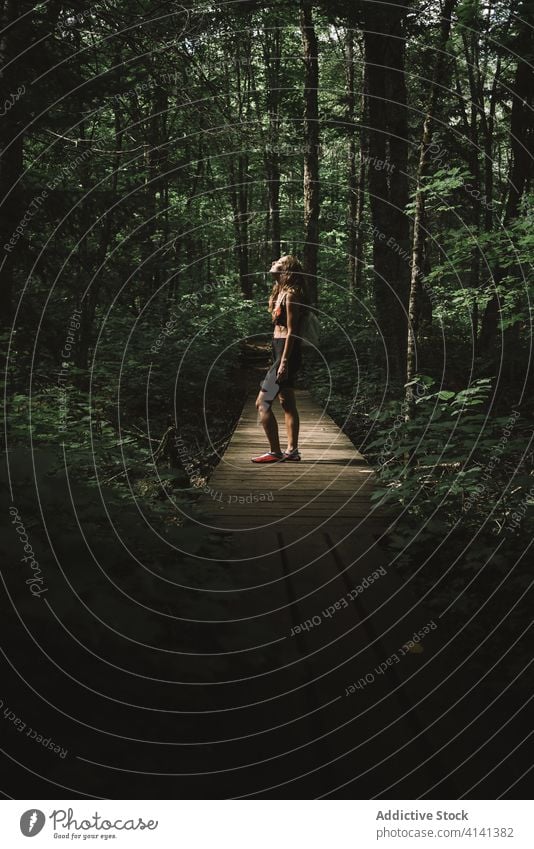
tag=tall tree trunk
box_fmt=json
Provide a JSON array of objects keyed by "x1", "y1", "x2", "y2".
[
  {"x1": 151, "y1": 82, "x2": 169, "y2": 296},
  {"x1": 346, "y1": 28, "x2": 358, "y2": 292},
  {"x1": 0, "y1": 0, "x2": 26, "y2": 325},
  {"x1": 0, "y1": 132, "x2": 22, "y2": 324},
  {"x1": 363, "y1": 6, "x2": 410, "y2": 376},
  {"x1": 405, "y1": 0, "x2": 456, "y2": 417},
  {"x1": 264, "y1": 19, "x2": 282, "y2": 262},
  {"x1": 504, "y1": 56, "x2": 534, "y2": 223},
  {"x1": 174, "y1": 132, "x2": 205, "y2": 302},
  {"x1": 229, "y1": 153, "x2": 252, "y2": 299},
  {"x1": 75, "y1": 103, "x2": 124, "y2": 384},
  {"x1": 479, "y1": 23, "x2": 534, "y2": 353},
  {"x1": 300, "y1": 1, "x2": 320, "y2": 305},
  {"x1": 228, "y1": 35, "x2": 253, "y2": 299},
  {"x1": 354, "y1": 57, "x2": 368, "y2": 294},
  {"x1": 346, "y1": 32, "x2": 367, "y2": 295},
  {"x1": 481, "y1": 58, "x2": 501, "y2": 232},
  {"x1": 0, "y1": 0, "x2": 62, "y2": 327},
  {"x1": 462, "y1": 30, "x2": 483, "y2": 349}
]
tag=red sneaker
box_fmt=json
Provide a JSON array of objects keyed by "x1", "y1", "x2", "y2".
[{"x1": 251, "y1": 451, "x2": 284, "y2": 463}]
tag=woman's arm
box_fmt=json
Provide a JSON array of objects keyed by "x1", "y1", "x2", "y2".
[{"x1": 276, "y1": 292, "x2": 300, "y2": 380}]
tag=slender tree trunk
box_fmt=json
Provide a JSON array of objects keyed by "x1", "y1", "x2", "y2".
[
  {"x1": 346, "y1": 33, "x2": 368, "y2": 295},
  {"x1": 0, "y1": 0, "x2": 62, "y2": 327},
  {"x1": 74, "y1": 106, "x2": 94, "y2": 382},
  {"x1": 405, "y1": 0, "x2": 456, "y2": 417},
  {"x1": 468, "y1": 57, "x2": 499, "y2": 356},
  {"x1": 229, "y1": 154, "x2": 252, "y2": 299},
  {"x1": 482, "y1": 58, "x2": 500, "y2": 231},
  {"x1": 266, "y1": 158, "x2": 281, "y2": 263},
  {"x1": 228, "y1": 37, "x2": 253, "y2": 298},
  {"x1": 479, "y1": 26, "x2": 534, "y2": 353},
  {"x1": 75, "y1": 102, "x2": 125, "y2": 385},
  {"x1": 363, "y1": 6, "x2": 410, "y2": 376},
  {"x1": 0, "y1": 0, "x2": 25, "y2": 325},
  {"x1": 238, "y1": 153, "x2": 251, "y2": 297},
  {"x1": 354, "y1": 58, "x2": 368, "y2": 293},
  {"x1": 300, "y1": 1, "x2": 320, "y2": 305},
  {"x1": 346, "y1": 28, "x2": 358, "y2": 292},
  {"x1": 504, "y1": 56, "x2": 534, "y2": 223},
  {"x1": 152, "y1": 83, "x2": 169, "y2": 295},
  {"x1": 463, "y1": 30, "x2": 482, "y2": 350},
  {"x1": 176, "y1": 133, "x2": 205, "y2": 300},
  {"x1": 264, "y1": 20, "x2": 282, "y2": 262},
  {"x1": 0, "y1": 132, "x2": 22, "y2": 324}
]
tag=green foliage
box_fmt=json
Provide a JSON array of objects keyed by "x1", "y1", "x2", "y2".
[
  {"x1": 406, "y1": 166, "x2": 472, "y2": 214},
  {"x1": 366, "y1": 376, "x2": 534, "y2": 560},
  {"x1": 457, "y1": 0, "x2": 482, "y2": 31},
  {"x1": 2, "y1": 0, "x2": 532, "y2": 645}
]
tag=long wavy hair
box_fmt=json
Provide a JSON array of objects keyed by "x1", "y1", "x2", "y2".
[{"x1": 268, "y1": 255, "x2": 309, "y2": 321}]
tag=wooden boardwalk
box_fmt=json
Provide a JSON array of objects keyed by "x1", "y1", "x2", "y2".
[
  {"x1": 185, "y1": 388, "x2": 460, "y2": 798},
  {"x1": 201, "y1": 389, "x2": 391, "y2": 531},
  {"x1": 1, "y1": 351, "x2": 523, "y2": 801}
]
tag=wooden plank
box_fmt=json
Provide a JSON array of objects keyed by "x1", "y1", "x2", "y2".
[
  {"x1": 177, "y1": 387, "x2": 454, "y2": 795},
  {"x1": 184, "y1": 530, "x2": 334, "y2": 796}
]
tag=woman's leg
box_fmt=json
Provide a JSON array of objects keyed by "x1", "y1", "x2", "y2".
[
  {"x1": 278, "y1": 388, "x2": 299, "y2": 451},
  {"x1": 255, "y1": 390, "x2": 282, "y2": 454}
]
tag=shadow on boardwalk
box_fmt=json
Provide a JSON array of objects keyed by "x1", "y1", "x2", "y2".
[
  {"x1": 182, "y1": 346, "x2": 451, "y2": 797},
  {"x1": 1, "y1": 343, "x2": 527, "y2": 800},
  {"x1": 179, "y1": 344, "x2": 529, "y2": 799}
]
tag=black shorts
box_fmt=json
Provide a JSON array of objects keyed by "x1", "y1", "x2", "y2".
[{"x1": 259, "y1": 337, "x2": 302, "y2": 403}]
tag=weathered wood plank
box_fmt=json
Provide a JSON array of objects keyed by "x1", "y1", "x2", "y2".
[{"x1": 177, "y1": 387, "x2": 461, "y2": 796}]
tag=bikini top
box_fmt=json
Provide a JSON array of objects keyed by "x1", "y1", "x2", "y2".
[{"x1": 273, "y1": 291, "x2": 300, "y2": 329}]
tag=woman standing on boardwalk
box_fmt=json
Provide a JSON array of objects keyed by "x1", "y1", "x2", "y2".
[{"x1": 252, "y1": 255, "x2": 308, "y2": 464}]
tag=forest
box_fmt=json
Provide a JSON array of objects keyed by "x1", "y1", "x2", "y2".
[{"x1": 1, "y1": 0, "x2": 533, "y2": 799}]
